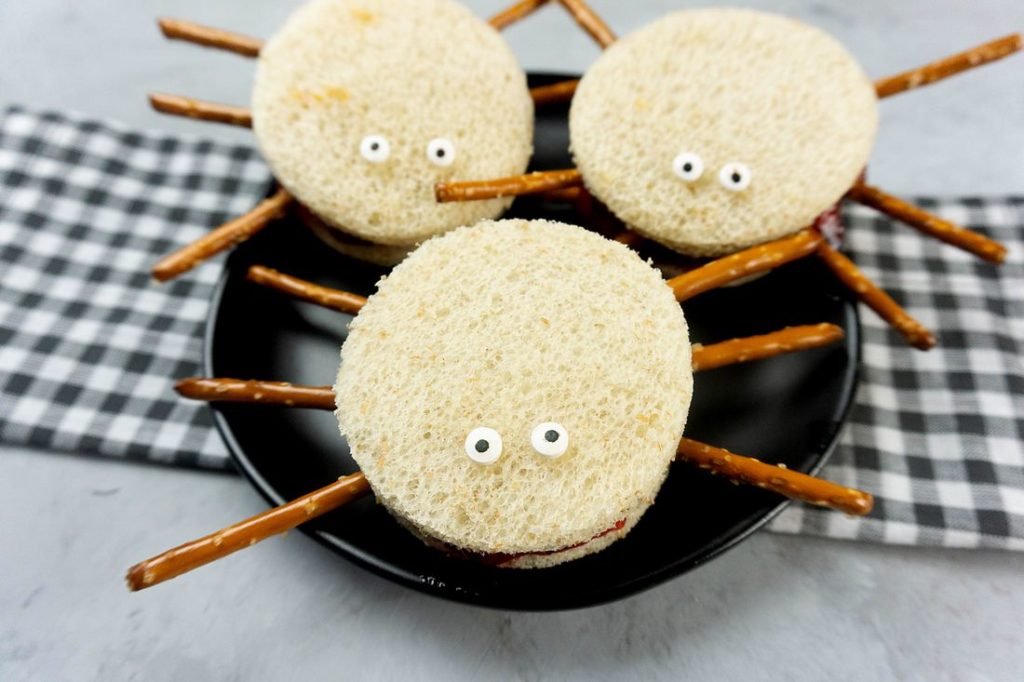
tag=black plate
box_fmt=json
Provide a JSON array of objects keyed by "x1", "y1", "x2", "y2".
[{"x1": 205, "y1": 73, "x2": 860, "y2": 610}]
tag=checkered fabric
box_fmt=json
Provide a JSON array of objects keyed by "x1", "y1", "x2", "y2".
[
  {"x1": 0, "y1": 107, "x2": 269, "y2": 469},
  {"x1": 770, "y1": 199, "x2": 1024, "y2": 549},
  {"x1": 1, "y1": 107, "x2": 1022, "y2": 548}
]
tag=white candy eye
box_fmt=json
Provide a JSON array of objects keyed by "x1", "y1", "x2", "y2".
[
  {"x1": 718, "y1": 162, "x2": 752, "y2": 192},
  {"x1": 360, "y1": 135, "x2": 390, "y2": 163},
  {"x1": 672, "y1": 152, "x2": 703, "y2": 182},
  {"x1": 531, "y1": 422, "x2": 568, "y2": 458},
  {"x1": 465, "y1": 427, "x2": 502, "y2": 464},
  {"x1": 426, "y1": 138, "x2": 456, "y2": 167}
]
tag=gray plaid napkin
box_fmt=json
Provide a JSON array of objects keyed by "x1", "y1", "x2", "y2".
[
  {"x1": 770, "y1": 198, "x2": 1024, "y2": 548},
  {"x1": 0, "y1": 107, "x2": 269, "y2": 468},
  {"x1": 1, "y1": 107, "x2": 1022, "y2": 548}
]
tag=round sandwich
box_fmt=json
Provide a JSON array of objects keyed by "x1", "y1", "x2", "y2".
[
  {"x1": 253, "y1": 0, "x2": 534, "y2": 260},
  {"x1": 334, "y1": 219, "x2": 693, "y2": 567},
  {"x1": 569, "y1": 8, "x2": 878, "y2": 257}
]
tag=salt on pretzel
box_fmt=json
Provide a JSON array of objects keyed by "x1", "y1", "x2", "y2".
[
  {"x1": 157, "y1": 1, "x2": 554, "y2": 56},
  {"x1": 152, "y1": 2, "x2": 557, "y2": 133},
  {"x1": 875, "y1": 33, "x2": 1023, "y2": 98},
  {"x1": 676, "y1": 438, "x2": 873, "y2": 516},
  {"x1": 666, "y1": 230, "x2": 823, "y2": 302},
  {"x1": 126, "y1": 433, "x2": 872, "y2": 590},
  {"x1": 847, "y1": 183, "x2": 1007, "y2": 263},
  {"x1": 175, "y1": 378, "x2": 337, "y2": 410},
  {"x1": 690, "y1": 324, "x2": 844, "y2": 371},
  {"x1": 125, "y1": 472, "x2": 370, "y2": 591},
  {"x1": 173, "y1": 323, "x2": 845, "y2": 411},
  {"x1": 152, "y1": 188, "x2": 292, "y2": 281},
  {"x1": 436, "y1": 169, "x2": 583, "y2": 202},
  {"x1": 815, "y1": 241, "x2": 936, "y2": 350},
  {"x1": 246, "y1": 265, "x2": 367, "y2": 314}
]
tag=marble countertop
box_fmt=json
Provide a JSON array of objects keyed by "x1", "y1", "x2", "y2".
[{"x1": 2, "y1": 1, "x2": 1023, "y2": 680}]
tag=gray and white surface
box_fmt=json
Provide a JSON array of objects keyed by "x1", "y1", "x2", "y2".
[{"x1": 1, "y1": 1, "x2": 1023, "y2": 680}]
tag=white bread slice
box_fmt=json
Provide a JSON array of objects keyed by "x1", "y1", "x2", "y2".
[
  {"x1": 335, "y1": 220, "x2": 693, "y2": 563},
  {"x1": 298, "y1": 205, "x2": 413, "y2": 266},
  {"x1": 253, "y1": 0, "x2": 533, "y2": 247},
  {"x1": 570, "y1": 9, "x2": 877, "y2": 257}
]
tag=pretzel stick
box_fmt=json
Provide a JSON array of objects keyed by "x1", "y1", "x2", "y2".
[
  {"x1": 173, "y1": 323, "x2": 843, "y2": 411},
  {"x1": 875, "y1": 34, "x2": 1024, "y2": 98},
  {"x1": 612, "y1": 228, "x2": 644, "y2": 248},
  {"x1": 530, "y1": 78, "x2": 580, "y2": 106},
  {"x1": 847, "y1": 183, "x2": 1007, "y2": 264},
  {"x1": 126, "y1": 472, "x2": 370, "y2": 591},
  {"x1": 436, "y1": 169, "x2": 582, "y2": 203},
  {"x1": 247, "y1": 265, "x2": 367, "y2": 314},
  {"x1": 534, "y1": 186, "x2": 600, "y2": 220},
  {"x1": 667, "y1": 229, "x2": 823, "y2": 302},
  {"x1": 488, "y1": 0, "x2": 549, "y2": 30},
  {"x1": 676, "y1": 438, "x2": 873, "y2": 516},
  {"x1": 816, "y1": 242, "x2": 936, "y2": 350},
  {"x1": 175, "y1": 378, "x2": 336, "y2": 410},
  {"x1": 149, "y1": 93, "x2": 252, "y2": 127},
  {"x1": 173, "y1": 323, "x2": 843, "y2": 410},
  {"x1": 152, "y1": 188, "x2": 293, "y2": 281},
  {"x1": 157, "y1": 18, "x2": 262, "y2": 57},
  {"x1": 555, "y1": 0, "x2": 616, "y2": 48},
  {"x1": 691, "y1": 324, "x2": 844, "y2": 372},
  {"x1": 537, "y1": 187, "x2": 582, "y2": 202}
]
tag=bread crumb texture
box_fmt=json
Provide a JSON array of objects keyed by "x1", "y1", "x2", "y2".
[
  {"x1": 253, "y1": 0, "x2": 533, "y2": 246},
  {"x1": 570, "y1": 8, "x2": 878, "y2": 256},
  {"x1": 335, "y1": 220, "x2": 693, "y2": 558}
]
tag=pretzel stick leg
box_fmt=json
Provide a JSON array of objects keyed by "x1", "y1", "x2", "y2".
[
  {"x1": 667, "y1": 229, "x2": 823, "y2": 302},
  {"x1": 152, "y1": 188, "x2": 293, "y2": 281},
  {"x1": 157, "y1": 18, "x2": 263, "y2": 57},
  {"x1": 126, "y1": 472, "x2": 370, "y2": 591},
  {"x1": 530, "y1": 78, "x2": 580, "y2": 106},
  {"x1": 847, "y1": 183, "x2": 1007, "y2": 264},
  {"x1": 875, "y1": 34, "x2": 1023, "y2": 98},
  {"x1": 488, "y1": 0, "x2": 549, "y2": 30},
  {"x1": 612, "y1": 229, "x2": 644, "y2": 248},
  {"x1": 534, "y1": 186, "x2": 600, "y2": 221},
  {"x1": 554, "y1": 0, "x2": 616, "y2": 48},
  {"x1": 149, "y1": 93, "x2": 252, "y2": 127},
  {"x1": 176, "y1": 378, "x2": 336, "y2": 410},
  {"x1": 247, "y1": 266, "x2": 367, "y2": 314},
  {"x1": 536, "y1": 186, "x2": 582, "y2": 203},
  {"x1": 691, "y1": 323, "x2": 844, "y2": 372},
  {"x1": 816, "y1": 242, "x2": 936, "y2": 350},
  {"x1": 436, "y1": 169, "x2": 582, "y2": 203},
  {"x1": 676, "y1": 438, "x2": 873, "y2": 516}
]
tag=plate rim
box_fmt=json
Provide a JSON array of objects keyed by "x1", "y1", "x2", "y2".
[
  {"x1": 202, "y1": 72, "x2": 863, "y2": 611},
  {"x1": 204, "y1": 238, "x2": 862, "y2": 612}
]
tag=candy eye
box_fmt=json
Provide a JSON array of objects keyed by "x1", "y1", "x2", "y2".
[
  {"x1": 672, "y1": 152, "x2": 703, "y2": 182},
  {"x1": 718, "y1": 162, "x2": 752, "y2": 192},
  {"x1": 426, "y1": 138, "x2": 456, "y2": 167},
  {"x1": 360, "y1": 135, "x2": 390, "y2": 163},
  {"x1": 531, "y1": 422, "x2": 569, "y2": 458},
  {"x1": 465, "y1": 427, "x2": 502, "y2": 464}
]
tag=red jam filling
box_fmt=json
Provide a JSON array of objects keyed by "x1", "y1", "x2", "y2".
[{"x1": 480, "y1": 518, "x2": 628, "y2": 566}]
